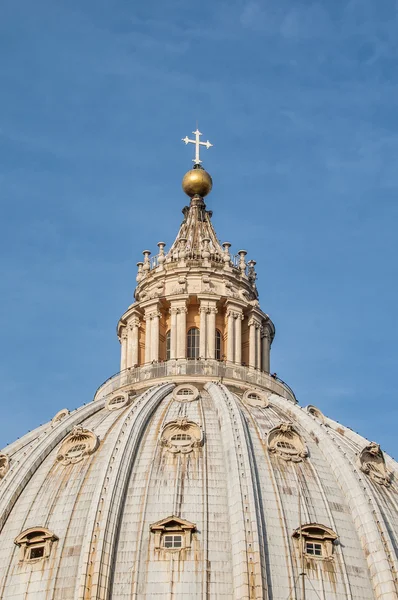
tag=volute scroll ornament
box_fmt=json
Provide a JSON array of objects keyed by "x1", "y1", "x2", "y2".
[
  {"x1": 359, "y1": 442, "x2": 391, "y2": 486},
  {"x1": 268, "y1": 422, "x2": 308, "y2": 462},
  {"x1": 56, "y1": 426, "x2": 99, "y2": 466},
  {"x1": 160, "y1": 417, "x2": 203, "y2": 454},
  {"x1": 0, "y1": 453, "x2": 10, "y2": 480}
]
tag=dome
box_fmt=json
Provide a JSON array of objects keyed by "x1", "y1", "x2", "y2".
[
  {"x1": 1, "y1": 130, "x2": 398, "y2": 599},
  {"x1": 182, "y1": 166, "x2": 212, "y2": 197},
  {"x1": 1, "y1": 373, "x2": 397, "y2": 599}
]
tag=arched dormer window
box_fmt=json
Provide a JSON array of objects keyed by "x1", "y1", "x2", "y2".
[
  {"x1": 166, "y1": 330, "x2": 171, "y2": 360},
  {"x1": 160, "y1": 417, "x2": 203, "y2": 454},
  {"x1": 56, "y1": 426, "x2": 99, "y2": 466},
  {"x1": 215, "y1": 329, "x2": 222, "y2": 360},
  {"x1": 187, "y1": 327, "x2": 200, "y2": 359},
  {"x1": 292, "y1": 524, "x2": 337, "y2": 560},
  {"x1": 15, "y1": 527, "x2": 58, "y2": 562},
  {"x1": 359, "y1": 442, "x2": 391, "y2": 486},
  {"x1": 267, "y1": 423, "x2": 308, "y2": 462}
]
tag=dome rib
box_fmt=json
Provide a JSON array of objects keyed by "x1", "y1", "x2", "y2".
[
  {"x1": 74, "y1": 384, "x2": 174, "y2": 600},
  {"x1": 206, "y1": 382, "x2": 269, "y2": 599},
  {"x1": 0, "y1": 399, "x2": 106, "y2": 533}
]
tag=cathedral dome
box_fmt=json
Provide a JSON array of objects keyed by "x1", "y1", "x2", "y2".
[{"x1": 1, "y1": 131, "x2": 398, "y2": 600}]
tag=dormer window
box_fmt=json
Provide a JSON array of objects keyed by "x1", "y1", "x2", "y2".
[
  {"x1": 51, "y1": 408, "x2": 70, "y2": 426},
  {"x1": 163, "y1": 534, "x2": 183, "y2": 549},
  {"x1": 306, "y1": 542, "x2": 322, "y2": 557},
  {"x1": 160, "y1": 417, "x2": 203, "y2": 454},
  {"x1": 56, "y1": 426, "x2": 99, "y2": 465},
  {"x1": 172, "y1": 384, "x2": 199, "y2": 402},
  {"x1": 106, "y1": 391, "x2": 131, "y2": 411},
  {"x1": 15, "y1": 527, "x2": 58, "y2": 563},
  {"x1": 243, "y1": 389, "x2": 268, "y2": 408},
  {"x1": 292, "y1": 524, "x2": 337, "y2": 561},
  {"x1": 268, "y1": 423, "x2": 308, "y2": 462},
  {"x1": 150, "y1": 516, "x2": 196, "y2": 552}
]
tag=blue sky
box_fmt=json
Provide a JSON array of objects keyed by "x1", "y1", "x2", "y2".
[{"x1": 1, "y1": 0, "x2": 397, "y2": 457}]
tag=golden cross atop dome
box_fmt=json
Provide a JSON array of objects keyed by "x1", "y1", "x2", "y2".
[{"x1": 182, "y1": 128, "x2": 213, "y2": 165}]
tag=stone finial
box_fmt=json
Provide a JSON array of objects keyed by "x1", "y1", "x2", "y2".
[
  {"x1": 178, "y1": 237, "x2": 187, "y2": 266},
  {"x1": 136, "y1": 262, "x2": 144, "y2": 282},
  {"x1": 222, "y1": 242, "x2": 232, "y2": 269},
  {"x1": 247, "y1": 259, "x2": 257, "y2": 284},
  {"x1": 238, "y1": 250, "x2": 247, "y2": 274},
  {"x1": 157, "y1": 242, "x2": 166, "y2": 270},
  {"x1": 142, "y1": 250, "x2": 151, "y2": 272},
  {"x1": 202, "y1": 237, "x2": 211, "y2": 267}
]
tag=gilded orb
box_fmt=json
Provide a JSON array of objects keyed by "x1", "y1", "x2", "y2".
[{"x1": 182, "y1": 167, "x2": 213, "y2": 198}]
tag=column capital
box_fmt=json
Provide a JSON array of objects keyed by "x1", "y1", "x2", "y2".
[
  {"x1": 248, "y1": 313, "x2": 262, "y2": 328},
  {"x1": 128, "y1": 316, "x2": 141, "y2": 329}
]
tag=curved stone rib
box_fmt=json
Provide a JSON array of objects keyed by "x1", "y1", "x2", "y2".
[
  {"x1": 206, "y1": 382, "x2": 268, "y2": 600},
  {"x1": 74, "y1": 383, "x2": 174, "y2": 600},
  {"x1": 0, "y1": 400, "x2": 106, "y2": 533}
]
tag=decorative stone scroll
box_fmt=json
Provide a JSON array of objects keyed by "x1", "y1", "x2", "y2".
[
  {"x1": 0, "y1": 453, "x2": 10, "y2": 479},
  {"x1": 51, "y1": 408, "x2": 70, "y2": 427},
  {"x1": 243, "y1": 389, "x2": 268, "y2": 408},
  {"x1": 160, "y1": 417, "x2": 203, "y2": 454},
  {"x1": 105, "y1": 391, "x2": 132, "y2": 411},
  {"x1": 172, "y1": 384, "x2": 199, "y2": 402},
  {"x1": 306, "y1": 405, "x2": 326, "y2": 425},
  {"x1": 15, "y1": 527, "x2": 59, "y2": 562},
  {"x1": 359, "y1": 442, "x2": 391, "y2": 486},
  {"x1": 56, "y1": 426, "x2": 99, "y2": 466},
  {"x1": 267, "y1": 423, "x2": 308, "y2": 462},
  {"x1": 292, "y1": 523, "x2": 337, "y2": 560},
  {"x1": 150, "y1": 516, "x2": 196, "y2": 551}
]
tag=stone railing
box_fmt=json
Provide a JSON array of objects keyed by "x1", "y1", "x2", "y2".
[{"x1": 93, "y1": 359, "x2": 297, "y2": 404}]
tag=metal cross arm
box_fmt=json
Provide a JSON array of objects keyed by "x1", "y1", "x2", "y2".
[{"x1": 182, "y1": 128, "x2": 213, "y2": 165}]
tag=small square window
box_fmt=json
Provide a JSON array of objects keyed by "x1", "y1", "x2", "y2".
[
  {"x1": 163, "y1": 534, "x2": 182, "y2": 549},
  {"x1": 29, "y1": 546, "x2": 45, "y2": 560},
  {"x1": 306, "y1": 542, "x2": 322, "y2": 556}
]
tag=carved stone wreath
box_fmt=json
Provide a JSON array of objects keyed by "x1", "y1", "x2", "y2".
[
  {"x1": 0, "y1": 453, "x2": 10, "y2": 480},
  {"x1": 358, "y1": 442, "x2": 391, "y2": 486},
  {"x1": 268, "y1": 423, "x2": 308, "y2": 462},
  {"x1": 56, "y1": 426, "x2": 99, "y2": 465},
  {"x1": 51, "y1": 408, "x2": 70, "y2": 427},
  {"x1": 160, "y1": 417, "x2": 203, "y2": 454},
  {"x1": 172, "y1": 384, "x2": 199, "y2": 403},
  {"x1": 243, "y1": 389, "x2": 269, "y2": 408}
]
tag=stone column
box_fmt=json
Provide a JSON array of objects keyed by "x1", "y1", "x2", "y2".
[
  {"x1": 256, "y1": 325, "x2": 261, "y2": 370},
  {"x1": 176, "y1": 307, "x2": 187, "y2": 359},
  {"x1": 234, "y1": 312, "x2": 243, "y2": 365},
  {"x1": 120, "y1": 328, "x2": 128, "y2": 371},
  {"x1": 199, "y1": 305, "x2": 207, "y2": 359},
  {"x1": 227, "y1": 310, "x2": 235, "y2": 363},
  {"x1": 261, "y1": 328, "x2": 270, "y2": 373},
  {"x1": 151, "y1": 311, "x2": 160, "y2": 362},
  {"x1": 144, "y1": 313, "x2": 151, "y2": 364},
  {"x1": 131, "y1": 317, "x2": 140, "y2": 367},
  {"x1": 248, "y1": 318, "x2": 256, "y2": 368},
  {"x1": 207, "y1": 306, "x2": 217, "y2": 359},
  {"x1": 127, "y1": 323, "x2": 133, "y2": 368},
  {"x1": 169, "y1": 307, "x2": 178, "y2": 359}
]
